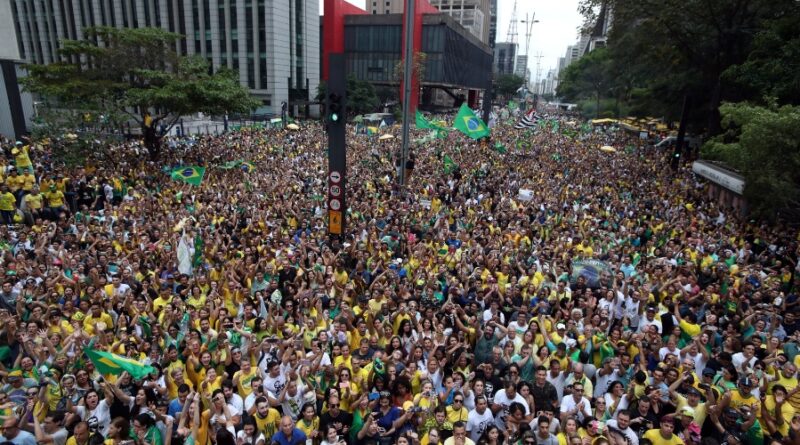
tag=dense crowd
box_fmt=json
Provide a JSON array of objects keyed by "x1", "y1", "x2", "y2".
[{"x1": 0, "y1": 110, "x2": 797, "y2": 445}]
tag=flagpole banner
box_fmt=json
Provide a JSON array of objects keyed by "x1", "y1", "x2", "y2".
[
  {"x1": 453, "y1": 103, "x2": 490, "y2": 140},
  {"x1": 571, "y1": 259, "x2": 613, "y2": 288},
  {"x1": 85, "y1": 348, "x2": 156, "y2": 379}
]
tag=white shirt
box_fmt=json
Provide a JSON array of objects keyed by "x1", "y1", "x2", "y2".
[
  {"x1": 492, "y1": 390, "x2": 529, "y2": 432},
  {"x1": 732, "y1": 352, "x2": 757, "y2": 372},
  {"x1": 605, "y1": 419, "x2": 639, "y2": 445},
  {"x1": 559, "y1": 395, "x2": 591, "y2": 423},
  {"x1": 546, "y1": 371, "x2": 567, "y2": 400},
  {"x1": 76, "y1": 399, "x2": 111, "y2": 436},
  {"x1": 467, "y1": 408, "x2": 495, "y2": 442}
]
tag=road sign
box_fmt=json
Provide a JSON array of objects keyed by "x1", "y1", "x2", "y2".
[
  {"x1": 329, "y1": 210, "x2": 342, "y2": 235},
  {"x1": 330, "y1": 199, "x2": 341, "y2": 211},
  {"x1": 330, "y1": 185, "x2": 341, "y2": 196},
  {"x1": 329, "y1": 171, "x2": 341, "y2": 183}
]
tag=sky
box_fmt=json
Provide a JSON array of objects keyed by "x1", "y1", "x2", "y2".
[{"x1": 319, "y1": 0, "x2": 583, "y2": 78}]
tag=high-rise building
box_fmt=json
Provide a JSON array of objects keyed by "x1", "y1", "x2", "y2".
[
  {"x1": 514, "y1": 54, "x2": 527, "y2": 78},
  {"x1": 8, "y1": 0, "x2": 318, "y2": 115},
  {"x1": 488, "y1": 0, "x2": 497, "y2": 48},
  {"x1": 493, "y1": 42, "x2": 516, "y2": 75},
  {"x1": 367, "y1": 0, "x2": 490, "y2": 45}
]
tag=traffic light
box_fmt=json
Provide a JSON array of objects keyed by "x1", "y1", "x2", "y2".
[{"x1": 328, "y1": 93, "x2": 343, "y2": 123}]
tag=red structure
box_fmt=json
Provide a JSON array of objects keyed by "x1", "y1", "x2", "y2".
[
  {"x1": 321, "y1": 0, "x2": 367, "y2": 82},
  {"x1": 322, "y1": 0, "x2": 438, "y2": 112}
]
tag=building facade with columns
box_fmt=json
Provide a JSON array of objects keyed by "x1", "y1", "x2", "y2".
[{"x1": 8, "y1": 0, "x2": 318, "y2": 115}]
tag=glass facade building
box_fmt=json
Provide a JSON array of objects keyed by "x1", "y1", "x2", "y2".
[
  {"x1": 9, "y1": 0, "x2": 319, "y2": 114},
  {"x1": 343, "y1": 14, "x2": 492, "y2": 90}
]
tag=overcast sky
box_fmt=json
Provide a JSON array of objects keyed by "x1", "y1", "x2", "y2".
[{"x1": 319, "y1": 0, "x2": 583, "y2": 77}]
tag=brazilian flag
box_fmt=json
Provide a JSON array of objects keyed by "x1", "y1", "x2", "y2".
[
  {"x1": 170, "y1": 166, "x2": 205, "y2": 186},
  {"x1": 493, "y1": 142, "x2": 507, "y2": 154},
  {"x1": 85, "y1": 348, "x2": 155, "y2": 379},
  {"x1": 453, "y1": 103, "x2": 490, "y2": 140},
  {"x1": 443, "y1": 155, "x2": 457, "y2": 174},
  {"x1": 240, "y1": 162, "x2": 255, "y2": 173}
]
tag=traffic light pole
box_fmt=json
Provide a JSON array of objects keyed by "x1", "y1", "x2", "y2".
[
  {"x1": 399, "y1": 0, "x2": 415, "y2": 187},
  {"x1": 327, "y1": 54, "x2": 347, "y2": 239}
]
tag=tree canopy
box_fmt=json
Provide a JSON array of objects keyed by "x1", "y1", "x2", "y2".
[
  {"x1": 23, "y1": 26, "x2": 258, "y2": 156},
  {"x1": 495, "y1": 74, "x2": 526, "y2": 99},
  {"x1": 562, "y1": 0, "x2": 799, "y2": 130},
  {"x1": 316, "y1": 76, "x2": 380, "y2": 117}
]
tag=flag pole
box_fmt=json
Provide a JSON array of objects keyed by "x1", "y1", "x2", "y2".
[{"x1": 399, "y1": 0, "x2": 415, "y2": 187}]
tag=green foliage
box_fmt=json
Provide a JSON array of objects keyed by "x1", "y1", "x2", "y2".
[
  {"x1": 574, "y1": 0, "x2": 798, "y2": 130},
  {"x1": 22, "y1": 26, "x2": 258, "y2": 154},
  {"x1": 702, "y1": 102, "x2": 800, "y2": 219},
  {"x1": 316, "y1": 76, "x2": 380, "y2": 118},
  {"x1": 393, "y1": 52, "x2": 427, "y2": 84},
  {"x1": 495, "y1": 74, "x2": 526, "y2": 98},
  {"x1": 557, "y1": 48, "x2": 613, "y2": 117}
]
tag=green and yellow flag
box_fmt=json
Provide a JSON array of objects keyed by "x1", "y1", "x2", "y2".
[
  {"x1": 170, "y1": 166, "x2": 206, "y2": 186},
  {"x1": 85, "y1": 348, "x2": 155, "y2": 380},
  {"x1": 240, "y1": 161, "x2": 256, "y2": 173},
  {"x1": 416, "y1": 111, "x2": 433, "y2": 129},
  {"x1": 453, "y1": 103, "x2": 490, "y2": 140},
  {"x1": 493, "y1": 142, "x2": 507, "y2": 154},
  {"x1": 443, "y1": 155, "x2": 457, "y2": 174}
]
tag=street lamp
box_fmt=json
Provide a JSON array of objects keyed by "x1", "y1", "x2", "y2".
[{"x1": 520, "y1": 13, "x2": 539, "y2": 87}]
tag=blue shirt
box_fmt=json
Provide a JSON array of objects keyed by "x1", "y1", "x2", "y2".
[
  {"x1": 271, "y1": 428, "x2": 307, "y2": 445},
  {"x1": 167, "y1": 398, "x2": 184, "y2": 418},
  {"x1": 0, "y1": 430, "x2": 37, "y2": 445}
]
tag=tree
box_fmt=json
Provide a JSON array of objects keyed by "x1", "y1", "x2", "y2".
[
  {"x1": 22, "y1": 26, "x2": 258, "y2": 158},
  {"x1": 315, "y1": 76, "x2": 380, "y2": 117},
  {"x1": 495, "y1": 74, "x2": 526, "y2": 99},
  {"x1": 701, "y1": 102, "x2": 800, "y2": 219},
  {"x1": 556, "y1": 48, "x2": 613, "y2": 117},
  {"x1": 576, "y1": 0, "x2": 795, "y2": 134},
  {"x1": 393, "y1": 52, "x2": 427, "y2": 84}
]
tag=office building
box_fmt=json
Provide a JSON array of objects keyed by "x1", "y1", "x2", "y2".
[
  {"x1": 514, "y1": 54, "x2": 527, "y2": 78},
  {"x1": 0, "y1": 1, "x2": 34, "y2": 139},
  {"x1": 493, "y1": 42, "x2": 516, "y2": 75},
  {"x1": 368, "y1": 0, "x2": 491, "y2": 45},
  {"x1": 8, "y1": 0, "x2": 319, "y2": 115}
]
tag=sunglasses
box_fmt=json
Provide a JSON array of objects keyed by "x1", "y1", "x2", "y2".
[
  {"x1": 454, "y1": 399, "x2": 463, "y2": 403},
  {"x1": 329, "y1": 403, "x2": 339, "y2": 408}
]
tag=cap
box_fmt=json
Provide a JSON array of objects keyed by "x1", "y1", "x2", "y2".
[
  {"x1": 8, "y1": 370, "x2": 22, "y2": 378},
  {"x1": 738, "y1": 377, "x2": 753, "y2": 387},
  {"x1": 556, "y1": 342, "x2": 567, "y2": 350},
  {"x1": 556, "y1": 323, "x2": 566, "y2": 330},
  {"x1": 680, "y1": 407, "x2": 695, "y2": 418},
  {"x1": 702, "y1": 368, "x2": 716, "y2": 376}
]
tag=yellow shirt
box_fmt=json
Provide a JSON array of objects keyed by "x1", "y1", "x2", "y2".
[
  {"x1": 643, "y1": 429, "x2": 684, "y2": 445},
  {"x1": 234, "y1": 367, "x2": 258, "y2": 398},
  {"x1": 446, "y1": 405, "x2": 468, "y2": 423},
  {"x1": 21, "y1": 174, "x2": 35, "y2": 191},
  {"x1": 255, "y1": 408, "x2": 282, "y2": 439},
  {"x1": 6, "y1": 175, "x2": 24, "y2": 191},
  {"x1": 762, "y1": 395, "x2": 794, "y2": 437},
  {"x1": 83, "y1": 312, "x2": 114, "y2": 335},
  {"x1": 45, "y1": 190, "x2": 65, "y2": 207},
  {"x1": 22, "y1": 193, "x2": 43, "y2": 210},
  {"x1": 0, "y1": 192, "x2": 15, "y2": 211},
  {"x1": 14, "y1": 146, "x2": 32, "y2": 168}
]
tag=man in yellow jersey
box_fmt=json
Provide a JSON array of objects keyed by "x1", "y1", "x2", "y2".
[
  {"x1": 0, "y1": 185, "x2": 16, "y2": 225},
  {"x1": 642, "y1": 415, "x2": 684, "y2": 445}
]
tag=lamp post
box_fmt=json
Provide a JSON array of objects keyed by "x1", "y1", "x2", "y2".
[{"x1": 520, "y1": 13, "x2": 539, "y2": 88}]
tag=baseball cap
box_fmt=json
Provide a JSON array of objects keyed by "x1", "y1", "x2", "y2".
[
  {"x1": 738, "y1": 377, "x2": 753, "y2": 387},
  {"x1": 702, "y1": 368, "x2": 716, "y2": 376},
  {"x1": 556, "y1": 323, "x2": 566, "y2": 330},
  {"x1": 680, "y1": 407, "x2": 695, "y2": 418}
]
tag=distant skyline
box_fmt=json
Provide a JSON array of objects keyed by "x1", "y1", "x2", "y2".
[{"x1": 319, "y1": 0, "x2": 584, "y2": 78}]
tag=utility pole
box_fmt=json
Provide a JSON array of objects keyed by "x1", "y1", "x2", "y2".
[
  {"x1": 534, "y1": 52, "x2": 543, "y2": 93},
  {"x1": 326, "y1": 54, "x2": 347, "y2": 239},
  {"x1": 399, "y1": 0, "x2": 415, "y2": 187}
]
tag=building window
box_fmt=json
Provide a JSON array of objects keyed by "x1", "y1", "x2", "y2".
[
  {"x1": 372, "y1": 1, "x2": 376, "y2": 5},
  {"x1": 385, "y1": 10, "x2": 389, "y2": 13},
  {"x1": 385, "y1": 1, "x2": 389, "y2": 5}
]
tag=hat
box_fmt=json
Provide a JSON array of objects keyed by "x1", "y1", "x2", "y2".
[
  {"x1": 738, "y1": 377, "x2": 753, "y2": 387},
  {"x1": 556, "y1": 323, "x2": 566, "y2": 330},
  {"x1": 402, "y1": 401, "x2": 414, "y2": 411},
  {"x1": 556, "y1": 342, "x2": 567, "y2": 350},
  {"x1": 702, "y1": 368, "x2": 716, "y2": 376},
  {"x1": 680, "y1": 407, "x2": 695, "y2": 418},
  {"x1": 71, "y1": 312, "x2": 85, "y2": 322},
  {"x1": 8, "y1": 370, "x2": 22, "y2": 378}
]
